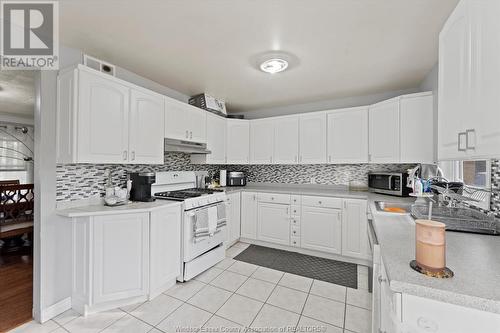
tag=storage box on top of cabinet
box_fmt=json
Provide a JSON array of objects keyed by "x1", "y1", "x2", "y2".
[{"x1": 57, "y1": 65, "x2": 165, "y2": 164}]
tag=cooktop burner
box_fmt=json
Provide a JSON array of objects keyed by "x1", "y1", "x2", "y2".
[{"x1": 154, "y1": 188, "x2": 223, "y2": 201}]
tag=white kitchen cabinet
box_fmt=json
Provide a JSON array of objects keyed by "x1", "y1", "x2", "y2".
[
  {"x1": 438, "y1": 0, "x2": 500, "y2": 160},
  {"x1": 301, "y1": 205, "x2": 342, "y2": 255},
  {"x1": 226, "y1": 119, "x2": 250, "y2": 164},
  {"x1": 227, "y1": 192, "x2": 241, "y2": 245},
  {"x1": 149, "y1": 205, "x2": 181, "y2": 299},
  {"x1": 164, "y1": 97, "x2": 206, "y2": 143},
  {"x1": 299, "y1": 113, "x2": 327, "y2": 164},
  {"x1": 341, "y1": 199, "x2": 369, "y2": 260},
  {"x1": 192, "y1": 113, "x2": 226, "y2": 164},
  {"x1": 129, "y1": 89, "x2": 165, "y2": 164},
  {"x1": 400, "y1": 93, "x2": 434, "y2": 163},
  {"x1": 369, "y1": 98, "x2": 400, "y2": 163},
  {"x1": 379, "y1": 259, "x2": 402, "y2": 333},
  {"x1": 250, "y1": 119, "x2": 275, "y2": 164},
  {"x1": 57, "y1": 65, "x2": 165, "y2": 164},
  {"x1": 72, "y1": 212, "x2": 150, "y2": 315},
  {"x1": 327, "y1": 107, "x2": 368, "y2": 164},
  {"x1": 257, "y1": 202, "x2": 290, "y2": 246},
  {"x1": 241, "y1": 192, "x2": 258, "y2": 240},
  {"x1": 274, "y1": 116, "x2": 299, "y2": 164}
]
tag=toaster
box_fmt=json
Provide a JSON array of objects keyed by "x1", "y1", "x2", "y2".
[{"x1": 227, "y1": 171, "x2": 246, "y2": 186}]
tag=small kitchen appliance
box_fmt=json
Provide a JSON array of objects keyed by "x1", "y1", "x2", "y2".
[
  {"x1": 227, "y1": 171, "x2": 246, "y2": 186},
  {"x1": 129, "y1": 172, "x2": 156, "y2": 202},
  {"x1": 368, "y1": 172, "x2": 410, "y2": 197}
]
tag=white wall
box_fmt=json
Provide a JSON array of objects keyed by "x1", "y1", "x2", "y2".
[{"x1": 232, "y1": 87, "x2": 421, "y2": 119}]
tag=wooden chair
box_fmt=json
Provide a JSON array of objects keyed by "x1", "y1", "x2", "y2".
[{"x1": 0, "y1": 184, "x2": 34, "y2": 252}]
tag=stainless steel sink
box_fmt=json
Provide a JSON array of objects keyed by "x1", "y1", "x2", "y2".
[{"x1": 374, "y1": 201, "x2": 413, "y2": 214}]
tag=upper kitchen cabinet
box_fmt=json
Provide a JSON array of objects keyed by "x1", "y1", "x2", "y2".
[
  {"x1": 57, "y1": 65, "x2": 165, "y2": 164},
  {"x1": 369, "y1": 98, "x2": 400, "y2": 163},
  {"x1": 274, "y1": 116, "x2": 299, "y2": 164},
  {"x1": 299, "y1": 113, "x2": 327, "y2": 164},
  {"x1": 439, "y1": 0, "x2": 500, "y2": 160},
  {"x1": 191, "y1": 113, "x2": 226, "y2": 164},
  {"x1": 250, "y1": 119, "x2": 275, "y2": 164},
  {"x1": 226, "y1": 119, "x2": 250, "y2": 164},
  {"x1": 400, "y1": 92, "x2": 434, "y2": 163},
  {"x1": 164, "y1": 97, "x2": 206, "y2": 143},
  {"x1": 327, "y1": 107, "x2": 368, "y2": 164},
  {"x1": 129, "y1": 89, "x2": 165, "y2": 164}
]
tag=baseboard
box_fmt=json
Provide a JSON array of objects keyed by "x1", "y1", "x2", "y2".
[{"x1": 40, "y1": 297, "x2": 71, "y2": 323}]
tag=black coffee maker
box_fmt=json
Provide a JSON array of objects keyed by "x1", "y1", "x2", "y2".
[{"x1": 129, "y1": 172, "x2": 156, "y2": 202}]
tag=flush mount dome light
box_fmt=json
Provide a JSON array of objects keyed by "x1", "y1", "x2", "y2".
[{"x1": 260, "y1": 58, "x2": 289, "y2": 74}]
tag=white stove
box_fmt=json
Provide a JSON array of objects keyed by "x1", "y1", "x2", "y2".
[{"x1": 152, "y1": 172, "x2": 227, "y2": 281}]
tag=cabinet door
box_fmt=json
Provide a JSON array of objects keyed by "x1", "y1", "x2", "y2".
[
  {"x1": 341, "y1": 199, "x2": 369, "y2": 260},
  {"x1": 93, "y1": 213, "x2": 149, "y2": 303},
  {"x1": 129, "y1": 89, "x2": 165, "y2": 164},
  {"x1": 206, "y1": 113, "x2": 227, "y2": 164},
  {"x1": 250, "y1": 119, "x2": 275, "y2": 164},
  {"x1": 369, "y1": 100, "x2": 400, "y2": 163},
  {"x1": 226, "y1": 119, "x2": 250, "y2": 164},
  {"x1": 301, "y1": 206, "x2": 341, "y2": 254},
  {"x1": 164, "y1": 97, "x2": 189, "y2": 141},
  {"x1": 150, "y1": 205, "x2": 181, "y2": 297},
  {"x1": 241, "y1": 192, "x2": 258, "y2": 239},
  {"x1": 187, "y1": 106, "x2": 207, "y2": 143},
  {"x1": 77, "y1": 70, "x2": 130, "y2": 163},
  {"x1": 257, "y1": 203, "x2": 290, "y2": 245},
  {"x1": 438, "y1": 0, "x2": 470, "y2": 160},
  {"x1": 470, "y1": 0, "x2": 500, "y2": 158},
  {"x1": 299, "y1": 113, "x2": 327, "y2": 164},
  {"x1": 400, "y1": 94, "x2": 434, "y2": 163},
  {"x1": 227, "y1": 192, "x2": 241, "y2": 244},
  {"x1": 274, "y1": 116, "x2": 299, "y2": 164},
  {"x1": 327, "y1": 107, "x2": 368, "y2": 164}
]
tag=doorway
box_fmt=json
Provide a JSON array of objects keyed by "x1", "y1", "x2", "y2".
[{"x1": 0, "y1": 71, "x2": 35, "y2": 332}]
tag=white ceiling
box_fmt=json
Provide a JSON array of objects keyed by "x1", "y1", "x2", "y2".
[
  {"x1": 59, "y1": 0, "x2": 459, "y2": 112},
  {"x1": 0, "y1": 71, "x2": 35, "y2": 116}
]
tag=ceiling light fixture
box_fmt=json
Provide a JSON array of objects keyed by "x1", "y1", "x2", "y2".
[{"x1": 260, "y1": 58, "x2": 289, "y2": 74}]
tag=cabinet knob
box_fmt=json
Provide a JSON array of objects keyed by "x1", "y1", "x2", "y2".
[
  {"x1": 293, "y1": 230, "x2": 296, "y2": 234},
  {"x1": 318, "y1": 201, "x2": 322, "y2": 204},
  {"x1": 378, "y1": 276, "x2": 387, "y2": 284},
  {"x1": 190, "y1": 131, "x2": 193, "y2": 139},
  {"x1": 123, "y1": 150, "x2": 128, "y2": 160}
]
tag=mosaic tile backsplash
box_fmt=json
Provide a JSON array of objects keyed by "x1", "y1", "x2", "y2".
[
  {"x1": 56, "y1": 153, "x2": 413, "y2": 201},
  {"x1": 56, "y1": 154, "x2": 500, "y2": 217}
]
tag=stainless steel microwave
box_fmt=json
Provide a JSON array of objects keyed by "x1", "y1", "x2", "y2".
[{"x1": 368, "y1": 172, "x2": 410, "y2": 197}]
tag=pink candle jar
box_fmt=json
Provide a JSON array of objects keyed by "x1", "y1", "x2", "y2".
[{"x1": 415, "y1": 219, "x2": 446, "y2": 272}]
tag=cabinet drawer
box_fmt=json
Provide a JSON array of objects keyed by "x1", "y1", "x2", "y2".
[
  {"x1": 258, "y1": 193, "x2": 290, "y2": 204},
  {"x1": 290, "y1": 216, "x2": 300, "y2": 227},
  {"x1": 290, "y1": 236, "x2": 301, "y2": 247},
  {"x1": 302, "y1": 196, "x2": 342, "y2": 209},
  {"x1": 291, "y1": 195, "x2": 301, "y2": 205},
  {"x1": 291, "y1": 205, "x2": 301, "y2": 216},
  {"x1": 291, "y1": 225, "x2": 300, "y2": 237}
]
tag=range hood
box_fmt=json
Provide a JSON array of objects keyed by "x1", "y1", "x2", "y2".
[{"x1": 164, "y1": 138, "x2": 211, "y2": 154}]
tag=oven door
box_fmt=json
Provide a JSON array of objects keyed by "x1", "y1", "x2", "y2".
[{"x1": 183, "y1": 203, "x2": 227, "y2": 262}]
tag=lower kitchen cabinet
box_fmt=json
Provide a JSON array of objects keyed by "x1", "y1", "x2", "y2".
[
  {"x1": 300, "y1": 205, "x2": 342, "y2": 254},
  {"x1": 226, "y1": 192, "x2": 241, "y2": 245},
  {"x1": 149, "y1": 205, "x2": 181, "y2": 299},
  {"x1": 241, "y1": 192, "x2": 258, "y2": 239},
  {"x1": 70, "y1": 204, "x2": 182, "y2": 315},
  {"x1": 341, "y1": 199, "x2": 370, "y2": 260},
  {"x1": 257, "y1": 202, "x2": 290, "y2": 246}
]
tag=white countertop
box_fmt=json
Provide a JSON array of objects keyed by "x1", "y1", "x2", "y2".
[
  {"x1": 370, "y1": 200, "x2": 500, "y2": 314},
  {"x1": 56, "y1": 199, "x2": 182, "y2": 217}
]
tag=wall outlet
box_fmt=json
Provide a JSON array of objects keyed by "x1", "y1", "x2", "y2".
[{"x1": 310, "y1": 177, "x2": 316, "y2": 184}]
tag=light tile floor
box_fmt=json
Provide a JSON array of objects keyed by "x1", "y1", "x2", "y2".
[{"x1": 9, "y1": 242, "x2": 372, "y2": 333}]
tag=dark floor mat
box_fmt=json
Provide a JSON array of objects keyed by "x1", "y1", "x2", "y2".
[{"x1": 234, "y1": 244, "x2": 358, "y2": 289}]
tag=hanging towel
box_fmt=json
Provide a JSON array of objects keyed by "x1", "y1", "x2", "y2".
[{"x1": 208, "y1": 206, "x2": 218, "y2": 235}]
